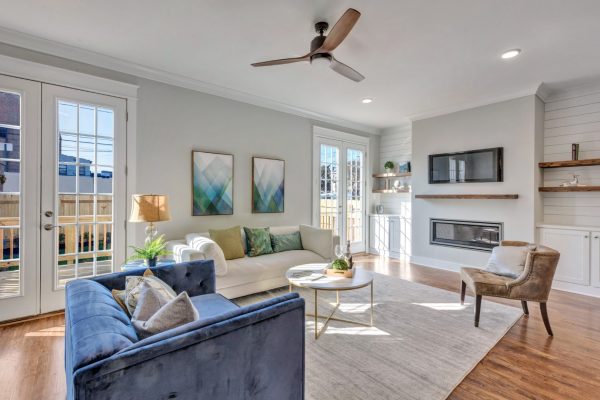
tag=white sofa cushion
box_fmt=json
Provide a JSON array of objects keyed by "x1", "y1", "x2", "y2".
[
  {"x1": 299, "y1": 224, "x2": 333, "y2": 259},
  {"x1": 217, "y1": 250, "x2": 327, "y2": 289},
  {"x1": 186, "y1": 235, "x2": 228, "y2": 276}
]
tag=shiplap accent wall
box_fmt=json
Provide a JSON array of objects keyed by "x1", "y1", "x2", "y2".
[
  {"x1": 375, "y1": 124, "x2": 412, "y2": 216},
  {"x1": 543, "y1": 90, "x2": 600, "y2": 226}
]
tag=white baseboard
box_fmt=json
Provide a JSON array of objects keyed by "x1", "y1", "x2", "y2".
[
  {"x1": 409, "y1": 255, "x2": 478, "y2": 273},
  {"x1": 409, "y1": 255, "x2": 600, "y2": 299}
]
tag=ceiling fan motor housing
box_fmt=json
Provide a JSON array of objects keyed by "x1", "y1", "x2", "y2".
[{"x1": 310, "y1": 34, "x2": 331, "y2": 64}]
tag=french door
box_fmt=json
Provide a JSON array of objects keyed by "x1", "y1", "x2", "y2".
[
  {"x1": 0, "y1": 76, "x2": 126, "y2": 320},
  {"x1": 313, "y1": 134, "x2": 367, "y2": 253}
]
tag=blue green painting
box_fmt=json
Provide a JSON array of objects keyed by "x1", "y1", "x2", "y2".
[
  {"x1": 193, "y1": 151, "x2": 233, "y2": 215},
  {"x1": 252, "y1": 157, "x2": 284, "y2": 213}
]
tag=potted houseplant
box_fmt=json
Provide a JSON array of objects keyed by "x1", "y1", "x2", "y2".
[
  {"x1": 327, "y1": 258, "x2": 353, "y2": 278},
  {"x1": 127, "y1": 235, "x2": 171, "y2": 267},
  {"x1": 384, "y1": 161, "x2": 394, "y2": 173}
]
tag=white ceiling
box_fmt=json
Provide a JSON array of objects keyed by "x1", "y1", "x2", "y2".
[{"x1": 1, "y1": 0, "x2": 600, "y2": 131}]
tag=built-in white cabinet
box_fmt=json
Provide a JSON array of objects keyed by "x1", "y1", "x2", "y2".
[
  {"x1": 538, "y1": 226, "x2": 600, "y2": 291},
  {"x1": 369, "y1": 215, "x2": 409, "y2": 259}
]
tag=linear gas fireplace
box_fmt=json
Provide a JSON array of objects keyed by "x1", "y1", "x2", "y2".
[{"x1": 430, "y1": 219, "x2": 503, "y2": 252}]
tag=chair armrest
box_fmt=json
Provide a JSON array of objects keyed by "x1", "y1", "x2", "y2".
[{"x1": 507, "y1": 250, "x2": 560, "y2": 301}]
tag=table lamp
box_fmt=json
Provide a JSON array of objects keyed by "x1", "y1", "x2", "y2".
[{"x1": 129, "y1": 194, "x2": 171, "y2": 244}]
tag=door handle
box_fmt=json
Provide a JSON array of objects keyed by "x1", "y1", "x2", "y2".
[{"x1": 43, "y1": 224, "x2": 58, "y2": 231}]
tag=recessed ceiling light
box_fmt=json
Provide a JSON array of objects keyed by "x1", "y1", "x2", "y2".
[
  {"x1": 362, "y1": 98, "x2": 373, "y2": 104},
  {"x1": 501, "y1": 49, "x2": 521, "y2": 59}
]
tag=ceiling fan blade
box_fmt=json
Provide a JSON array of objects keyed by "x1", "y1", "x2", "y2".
[
  {"x1": 330, "y1": 57, "x2": 364, "y2": 82},
  {"x1": 319, "y1": 8, "x2": 361, "y2": 53},
  {"x1": 251, "y1": 55, "x2": 310, "y2": 67}
]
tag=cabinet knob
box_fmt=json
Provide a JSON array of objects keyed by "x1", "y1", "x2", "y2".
[{"x1": 584, "y1": 235, "x2": 589, "y2": 238}]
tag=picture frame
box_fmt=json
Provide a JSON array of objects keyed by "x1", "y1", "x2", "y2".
[
  {"x1": 192, "y1": 150, "x2": 234, "y2": 216},
  {"x1": 252, "y1": 157, "x2": 284, "y2": 213}
]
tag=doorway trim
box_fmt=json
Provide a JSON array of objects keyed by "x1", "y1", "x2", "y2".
[{"x1": 312, "y1": 126, "x2": 370, "y2": 251}]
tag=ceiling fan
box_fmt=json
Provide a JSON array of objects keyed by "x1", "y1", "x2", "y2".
[{"x1": 251, "y1": 8, "x2": 364, "y2": 82}]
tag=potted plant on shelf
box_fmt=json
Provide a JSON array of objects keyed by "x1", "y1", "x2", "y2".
[
  {"x1": 127, "y1": 235, "x2": 171, "y2": 267},
  {"x1": 384, "y1": 161, "x2": 394, "y2": 173}
]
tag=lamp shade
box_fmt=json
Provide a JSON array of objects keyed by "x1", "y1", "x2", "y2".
[{"x1": 129, "y1": 194, "x2": 171, "y2": 223}]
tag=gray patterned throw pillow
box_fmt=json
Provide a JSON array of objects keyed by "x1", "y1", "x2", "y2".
[{"x1": 271, "y1": 232, "x2": 303, "y2": 253}]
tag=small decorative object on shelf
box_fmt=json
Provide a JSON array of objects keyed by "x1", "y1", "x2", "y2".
[
  {"x1": 398, "y1": 161, "x2": 411, "y2": 173},
  {"x1": 560, "y1": 174, "x2": 587, "y2": 187},
  {"x1": 572, "y1": 143, "x2": 580, "y2": 161},
  {"x1": 384, "y1": 161, "x2": 394, "y2": 173}
]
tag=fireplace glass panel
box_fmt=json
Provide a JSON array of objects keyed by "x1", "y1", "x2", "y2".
[{"x1": 430, "y1": 219, "x2": 502, "y2": 251}]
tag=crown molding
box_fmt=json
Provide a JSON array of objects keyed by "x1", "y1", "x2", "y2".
[
  {"x1": 0, "y1": 27, "x2": 380, "y2": 135},
  {"x1": 541, "y1": 79, "x2": 600, "y2": 103},
  {"x1": 408, "y1": 84, "x2": 542, "y2": 122}
]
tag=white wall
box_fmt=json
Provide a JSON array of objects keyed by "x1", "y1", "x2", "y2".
[
  {"x1": 411, "y1": 95, "x2": 544, "y2": 269},
  {"x1": 0, "y1": 43, "x2": 376, "y2": 244},
  {"x1": 542, "y1": 90, "x2": 600, "y2": 226},
  {"x1": 373, "y1": 124, "x2": 412, "y2": 217}
]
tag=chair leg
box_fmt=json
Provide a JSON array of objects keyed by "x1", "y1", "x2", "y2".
[
  {"x1": 540, "y1": 302, "x2": 553, "y2": 336},
  {"x1": 521, "y1": 300, "x2": 529, "y2": 316},
  {"x1": 460, "y1": 281, "x2": 466, "y2": 305},
  {"x1": 474, "y1": 295, "x2": 482, "y2": 327}
]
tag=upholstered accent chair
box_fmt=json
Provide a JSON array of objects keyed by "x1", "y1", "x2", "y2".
[{"x1": 460, "y1": 241, "x2": 560, "y2": 335}]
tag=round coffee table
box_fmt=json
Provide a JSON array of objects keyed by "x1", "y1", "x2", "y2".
[{"x1": 286, "y1": 263, "x2": 374, "y2": 339}]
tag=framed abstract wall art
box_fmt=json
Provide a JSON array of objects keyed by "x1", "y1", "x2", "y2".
[
  {"x1": 252, "y1": 157, "x2": 284, "y2": 213},
  {"x1": 192, "y1": 151, "x2": 233, "y2": 216}
]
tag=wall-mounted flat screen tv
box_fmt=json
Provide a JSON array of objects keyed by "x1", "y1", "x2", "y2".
[{"x1": 429, "y1": 147, "x2": 503, "y2": 184}]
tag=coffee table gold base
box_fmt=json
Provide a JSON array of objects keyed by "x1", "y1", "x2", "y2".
[{"x1": 292, "y1": 282, "x2": 374, "y2": 339}]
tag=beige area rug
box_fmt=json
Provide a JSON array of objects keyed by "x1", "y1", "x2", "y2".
[{"x1": 235, "y1": 272, "x2": 523, "y2": 400}]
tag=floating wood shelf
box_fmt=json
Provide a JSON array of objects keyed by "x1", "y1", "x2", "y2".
[
  {"x1": 538, "y1": 159, "x2": 600, "y2": 168},
  {"x1": 372, "y1": 189, "x2": 410, "y2": 194},
  {"x1": 372, "y1": 172, "x2": 412, "y2": 178},
  {"x1": 539, "y1": 186, "x2": 600, "y2": 192},
  {"x1": 415, "y1": 194, "x2": 519, "y2": 199}
]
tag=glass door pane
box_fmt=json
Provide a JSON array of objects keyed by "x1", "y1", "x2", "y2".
[
  {"x1": 346, "y1": 148, "x2": 364, "y2": 245},
  {"x1": 319, "y1": 144, "x2": 340, "y2": 235},
  {"x1": 56, "y1": 101, "x2": 115, "y2": 287}
]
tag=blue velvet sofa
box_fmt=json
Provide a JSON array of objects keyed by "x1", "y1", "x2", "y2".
[{"x1": 65, "y1": 260, "x2": 305, "y2": 400}]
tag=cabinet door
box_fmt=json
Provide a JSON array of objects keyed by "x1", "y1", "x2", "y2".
[
  {"x1": 540, "y1": 228, "x2": 590, "y2": 285},
  {"x1": 369, "y1": 216, "x2": 379, "y2": 254},
  {"x1": 388, "y1": 217, "x2": 401, "y2": 258},
  {"x1": 592, "y1": 232, "x2": 600, "y2": 288}
]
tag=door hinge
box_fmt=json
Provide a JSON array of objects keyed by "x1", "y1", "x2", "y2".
[
  {"x1": 126, "y1": 112, "x2": 129, "y2": 122},
  {"x1": 125, "y1": 165, "x2": 128, "y2": 176}
]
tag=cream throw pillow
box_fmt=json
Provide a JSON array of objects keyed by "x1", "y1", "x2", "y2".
[
  {"x1": 131, "y1": 282, "x2": 199, "y2": 338},
  {"x1": 299, "y1": 224, "x2": 333, "y2": 260},
  {"x1": 484, "y1": 245, "x2": 535, "y2": 278},
  {"x1": 125, "y1": 271, "x2": 176, "y2": 315},
  {"x1": 187, "y1": 235, "x2": 228, "y2": 276}
]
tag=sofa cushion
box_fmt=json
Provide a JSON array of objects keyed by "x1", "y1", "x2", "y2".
[
  {"x1": 299, "y1": 224, "x2": 333, "y2": 259},
  {"x1": 191, "y1": 293, "x2": 239, "y2": 319},
  {"x1": 187, "y1": 235, "x2": 228, "y2": 276},
  {"x1": 65, "y1": 279, "x2": 138, "y2": 370},
  {"x1": 209, "y1": 226, "x2": 245, "y2": 260},
  {"x1": 217, "y1": 250, "x2": 327, "y2": 289},
  {"x1": 271, "y1": 231, "x2": 303, "y2": 253},
  {"x1": 244, "y1": 227, "x2": 274, "y2": 257}
]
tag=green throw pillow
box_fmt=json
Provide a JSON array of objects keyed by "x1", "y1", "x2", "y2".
[
  {"x1": 271, "y1": 232, "x2": 303, "y2": 253},
  {"x1": 209, "y1": 226, "x2": 245, "y2": 260},
  {"x1": 243, "y1": 227, "x2": 273, "y2": 257}
]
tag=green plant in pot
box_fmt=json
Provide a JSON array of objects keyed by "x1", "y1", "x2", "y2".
[
  {"x1": 331, "y1": 258, "x2": 349, "y2": 271},
  {"x1": 127, "y1": 235, "x2": 171, "y2": 267},
  {"x1": 384, "y1": 161, "x2": 394, "y2": 173}
]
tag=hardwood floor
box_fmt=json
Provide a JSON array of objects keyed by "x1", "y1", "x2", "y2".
[{"x1": 1, "y1": 256, "x2": 599, "y2": 399}]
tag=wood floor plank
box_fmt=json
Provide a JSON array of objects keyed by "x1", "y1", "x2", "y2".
[{"x1": 0, "y1": 256, "x2": 599, "y2": 399}]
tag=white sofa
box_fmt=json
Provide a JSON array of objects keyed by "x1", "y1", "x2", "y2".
[{"x1": 166, "y1": 225, "x2": 340, "y2": 299}]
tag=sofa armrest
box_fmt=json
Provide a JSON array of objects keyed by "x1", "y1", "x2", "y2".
[{"x1": 71, "y1": 294, "x2": 305, "y2": 400}]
